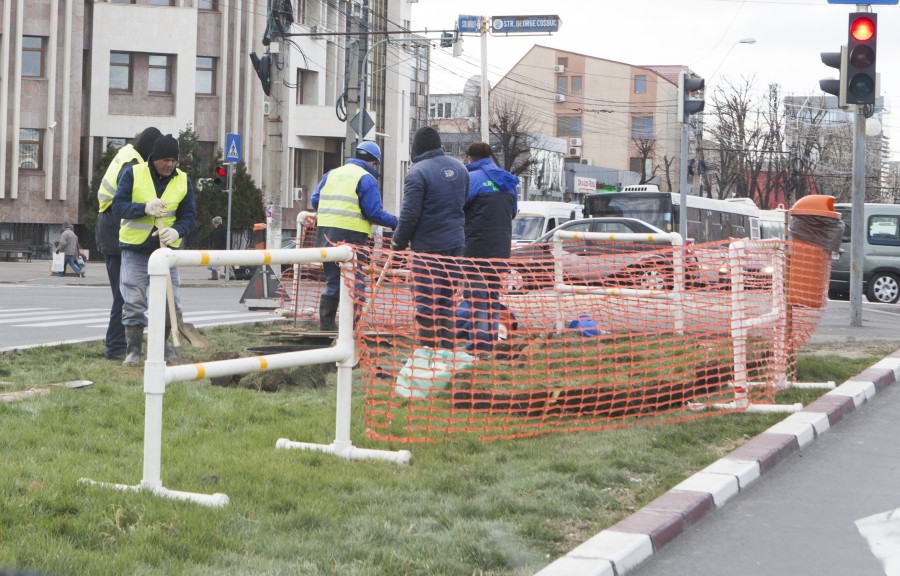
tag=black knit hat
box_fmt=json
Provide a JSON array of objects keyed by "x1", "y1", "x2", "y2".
[
  {"x1": 133, "y1": 127, "x2": 162, "y2": 160},
  {"x1": 411, "y1": 126, "x2": 442, "y2": 158},
  {"x1": 151, "y1": 134, "x2": 179, "y2": 160}
]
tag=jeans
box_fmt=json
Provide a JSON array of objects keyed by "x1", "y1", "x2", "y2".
[
  {"x1": 60, "y1": 254, "x2": 83, "y2": 277},
  {"x1": 412, "y1": 247, "x2": 463, "y2": 331},
  {"x1": 104, "y1": 254, "x2": 126, "y2": 357},
  {"x1": 463, "y1": 261, "x2": 504, "y2": 352},
  {"x1": 120, "y1": 249, "x2": 181, "y2": 328}
]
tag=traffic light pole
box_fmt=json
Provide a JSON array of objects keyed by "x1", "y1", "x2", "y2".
[
  {"x1": 678, "y1": 124, "x2": 689, "y2": 240},
  {"x1": 225, "y1": 163, "x2": 234, "y2": 281},
  {"x1": 850, "y1": 108, "x2": 866, "y2": 327}
]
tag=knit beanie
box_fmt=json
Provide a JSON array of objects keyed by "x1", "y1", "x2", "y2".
[
  {"x1": 151, "y1": 134, "x2": 179, "y2": 160},
  {"x1": 411, "y1": 126, "x2": 442, "y2": 158},
  {"x1": 133, "y1": 127, "x2": 162, "y2": 160}
]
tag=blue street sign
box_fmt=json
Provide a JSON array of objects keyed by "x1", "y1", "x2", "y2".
[
  {"x1": 225, "y1": 133, "x2": 241, "y2": 163},
  {"x1": 828, "y1": 0, "x2": 897, "y2": 3},
  {"x1": 490, "y1": 15, "x2": 561, "y2": 34},
  {"x1": 458, "y1": 14, "x2": 481, "y2": 34}
]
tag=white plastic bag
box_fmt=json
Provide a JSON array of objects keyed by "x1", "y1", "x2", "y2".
[
  {"x1": 394, "y1": 347, "x2": 475, "y2": 399},
  {"x1": 51, "y1": 252, "x2": 64, "y2": 273}
]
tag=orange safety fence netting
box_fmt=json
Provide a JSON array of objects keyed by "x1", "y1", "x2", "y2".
[{"x1": 276, "y1": 235, "x2": 830, "y2": 443}]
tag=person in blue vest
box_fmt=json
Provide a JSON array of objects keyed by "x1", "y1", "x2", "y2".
[
  {"x1": 94, "y1": 126, "x2": 160, "y2": 360},
  {"x1": 112, "y1": 134, "x2": 196, "y2": 367},
  {"x1": 311, "y1": 141, "x2": 397, "y2": 331},
  {"x1": 462, "y1": 141, "x2": 520, "y2": 351}
]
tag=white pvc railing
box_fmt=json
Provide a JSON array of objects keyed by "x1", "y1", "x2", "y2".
[{"x1": 81, "y1": 246, "x2": 410, "y2": 508}]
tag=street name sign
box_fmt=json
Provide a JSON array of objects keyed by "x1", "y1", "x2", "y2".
[
  {"x1": 490, "y1": 15, "x2": 561, "y2": 34},
  {"x1": 458, "y1": 14, "x2": 481, "y2": 34}
]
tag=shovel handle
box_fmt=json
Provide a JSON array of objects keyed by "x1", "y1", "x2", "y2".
[{"x1": 156, "y1": 216, "x2": 180, "y2": 347}]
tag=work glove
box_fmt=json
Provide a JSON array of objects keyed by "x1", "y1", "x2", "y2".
[
  {"x1": 144, "y1": 198, "x2": 168, "y2": 217},
  {"x1": 156, "y1": 227, "x2": 180, "y2": 246}
]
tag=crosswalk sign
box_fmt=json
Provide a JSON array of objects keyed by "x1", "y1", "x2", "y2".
[{"x1": 225, "y1": 133, "x2": 241, "y2": 162}]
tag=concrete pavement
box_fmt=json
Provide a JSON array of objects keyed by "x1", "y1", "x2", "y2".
[{"x1": 0, "y1": 258, "x2": 240, "y2": 288}]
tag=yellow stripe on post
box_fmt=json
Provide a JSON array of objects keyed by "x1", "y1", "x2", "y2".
[
  {"x1": 194, "y1": 364, "x2": 206, "y2": 381},
  {"x1": 199, "y1": 251, "x2": 210, "y2": 265},
  {"x1": 257, "y1": 357, "x2": 268, "y2": 371},
  {"x1": 319, "y1": 248, "x2": 328, "y2": 259},
  {"x1": 262, "y1": 251, "x2": 272, "y2": 265}
]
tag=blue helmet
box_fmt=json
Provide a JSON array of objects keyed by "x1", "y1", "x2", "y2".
[{"x1": 355, "y1": 141, "x2": 381, "y2": 164}]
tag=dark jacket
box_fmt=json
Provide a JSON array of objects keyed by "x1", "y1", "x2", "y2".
[
  {"x1": 464, "y1": 158, "x2": 520, "y2": 259},
  {"x1": 392, "y1": 149, "x2": 468, "y2": 253},
  {"x1": 208, "y1": 225, "x2": 227, "y2": 250},
  {"x1": 111, "y1": 160, "x2": 197, "y2": 253}
]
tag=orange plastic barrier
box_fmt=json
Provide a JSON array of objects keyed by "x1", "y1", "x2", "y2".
[{"x1": 277, "y1": 237, "x2": 829, "y2": 443}]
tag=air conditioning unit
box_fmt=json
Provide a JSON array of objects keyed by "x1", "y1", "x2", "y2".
[
  {"x1": 554, "y1": 94, "x2": 566, "y2": 103},
  {"x1": 292, "y1": 187, "x2": 304, "y2": 202},
  {"x1": 310, "y1": 25, "x2": 331, "y2": 38},
  {"x1": 568, "y1": 146, "x2": 582, "y2": 157},
  {"x1": 553, "y1": 64, "x2": 565, "y2": 73},
  {"x1": 580, "y1": 158, "x2": 593, "y2": 166},
  {"x1": 569, "y1": 137, "x2": 582, "y2": 147}
]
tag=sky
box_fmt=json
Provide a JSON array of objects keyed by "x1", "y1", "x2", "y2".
[{"x1": 409, "y1": 0, "x2": 900, "y2": 158}]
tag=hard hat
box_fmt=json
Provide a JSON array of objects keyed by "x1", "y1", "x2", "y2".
[{"x1": 355, "y1": 141, "x2": 382, "y2": 164}]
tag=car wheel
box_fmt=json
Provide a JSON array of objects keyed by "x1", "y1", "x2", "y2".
[{"x1": 866, "y1": 272, "x2": 900, "y2": 304}]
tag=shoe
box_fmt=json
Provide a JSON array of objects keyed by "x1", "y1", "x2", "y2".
[{"x1": 80, "y1": 271, "x2": 86, "y2": 278}]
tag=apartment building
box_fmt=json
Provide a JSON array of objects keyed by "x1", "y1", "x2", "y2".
[
  {"x1": 493, "y1": 45, "x2": 684, "y2": 193},
  {"x1": 0, "y1": 0, "x2": 422, "y2": 247}
]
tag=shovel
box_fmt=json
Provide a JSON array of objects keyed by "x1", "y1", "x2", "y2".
[
  {"x1": 353, "y1": 252, "x2": 395, "y2": 366},
  {"x1": 155, "y1": 217, "x2": 207, "y2": 349}
]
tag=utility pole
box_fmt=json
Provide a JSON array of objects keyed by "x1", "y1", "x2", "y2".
[
  {"x1": 480, "y1": 16, "x2": 489, "y2": 143},
  {"x1": 264, "y1": 5, "x2": 287, "y2": 252},
  {"x1": 344, "y1": 0, "x2": 369, "y2": 159}
]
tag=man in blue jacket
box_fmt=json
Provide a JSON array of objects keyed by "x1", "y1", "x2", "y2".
[
  {"x1": 391, "y1": 126, "x2": 468, "y2": 349},
  {"x1": 463, "y1": 141, "x2": 520, "y2": 351},
  {"x1": 311, "y1": 141, "x2": 397, "y2": 331}
]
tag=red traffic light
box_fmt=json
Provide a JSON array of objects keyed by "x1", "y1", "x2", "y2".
[
  {"x1": 213, "y1": 164, "x2": 229, "y2": 187},
  {"x1": 850, "y1": 15, "x2": 875, "y2": 42},
  {"x1": 214, "y1": 165, "x2": 227, "y2": 178}
]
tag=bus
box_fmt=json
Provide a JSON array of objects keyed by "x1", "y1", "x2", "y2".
[
  {"x1": 582, "y1": 185, "x2": 761, "y2": 243},
  {"x1": 758, "y1": 207, "x2": 788, "y2": 240}
]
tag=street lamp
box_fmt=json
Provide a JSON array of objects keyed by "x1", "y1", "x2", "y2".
[{"x1": 708, "y1": 37, "x2": 757, "y2": 82}]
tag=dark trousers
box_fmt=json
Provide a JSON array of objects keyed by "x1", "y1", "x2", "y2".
[
  {"x1": 104, "y1": 254, "x2": 126, "y2": 358},
  {"x1": 316, "y1": 226, "x2": 369, "y2": 300},
  {"x1": 412, "y1": 248, "x2": 463, "y2": 345},
  {"x1": 464, "y1": 262, "x2": 504, "y2": 352}
]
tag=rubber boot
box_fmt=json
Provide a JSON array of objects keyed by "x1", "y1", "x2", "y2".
[
  {"x1": 435, "y1": 317, "x2": 455, "y2": 350},
  {"x1": 122, "y1": 326, "x2": 144, "y2": 367},
  {"x1": 163, "y1": 329, "x2": 180, "y2": 362},
  {"x1": 318, "y1": 295, "x2": 339, "y2": 332}
]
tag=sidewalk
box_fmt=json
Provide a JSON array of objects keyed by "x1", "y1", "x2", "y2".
[{"x1": 0, "y1": 258, "x2": 242, "y2": 288}]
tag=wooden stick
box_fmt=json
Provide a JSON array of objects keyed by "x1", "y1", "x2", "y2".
[{"x1": 156, "y1": 216, "x2": 180, "y2": 348}]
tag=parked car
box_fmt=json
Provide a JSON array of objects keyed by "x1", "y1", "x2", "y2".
[
  {"x1": 507, "y1": 217, "x2": 682, "y2": 291},
  {"x1": 829, "y1": 203, "x2": 900, "y2": 304}
]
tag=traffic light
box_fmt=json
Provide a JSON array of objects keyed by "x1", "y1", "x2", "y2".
[
  {"x1": 819, "y1": 46, "x2": 847, "y2": 108},
  {"x1": 213, "y1": 164, "x2": 230, "y2": 189},
  {"x1": 677, "y1": 73, "x2": 705, "y2": 124},
  {"x1": 846, "y1": 12, "x2": 877, "y2": 105},
  {"x1": 440, "y1": 32, "x2": 453, "y2": 48}
]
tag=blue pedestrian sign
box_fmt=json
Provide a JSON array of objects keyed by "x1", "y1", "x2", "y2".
[
  {"x1": 490, "y1": 15, "x2": 561, "y2": 35},
  {"x1": 458, "y1": 14, "x2": 481, "y2": 34},
  {"x1": 225, "y1": 133, "x2": 241, "y2": 163}
]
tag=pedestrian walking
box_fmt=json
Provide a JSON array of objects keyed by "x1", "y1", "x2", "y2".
[
  {"x1": 390, "y1": 126, "x2": 468, "y2": 349},
  {"x1": 311, "y1": 141, "x2": 398, "y2": 331},
  {"x1": 462, "y1": 141, "x2": 520, "y2": 351},
  {"x1": 111, "y1": 133, "x2": 196, "y2": 367},
  {"x1": 56, "y1": 222, "x2": 85, "y2": 278},
  {"x1": 94, "y1": 126, "x2": 160, "y2": 360},
  {"x1": 207, "y1": 216, "x2": 227, "y2": 279}
]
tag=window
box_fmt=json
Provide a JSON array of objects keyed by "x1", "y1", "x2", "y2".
[
  {"x1": 196, "y1": 56, "x2": 216, "y2": 95},
  {"x1": 110, "y1": 0, "x2": 135, "y2": 3},
  {"x1": 109, "y1": 52, "x2": 132, "y2": 91},
  {"x1": 149, "y1": 0, "x2": 174, "y2": 5},
  {"x1": 556, "y1": 76, "x2": 568, "y2": 94},
  {"x1": 557, "y1": 57, "x2": 568, "y2": 68},
  {"x1": 107, "y1": 137, "x2": 127, "y2": 150},
  {"x1": 869, "y1": 216, "x2": 900, "y2": 246},
  {"x1": 634, "y1": 75, "x2": 647, "y2": 94},
  {"x1": 198, "y1": 0, "x2": 217, "y2": 9},
  {"x1": 629, "y1": 157, "x2": 643, "y2": 174},
  {"x1": 22, "y1": 36, "x2": 44, "y2": 77},
  {"x1": 557, "y1": 116, "x2": 582, "y2": 138},
  {"x1": 631, "y1": 116, "x2": 654, "y2": 139},
  {"x1": 19, "y1": 129, "x2": 42, "y2": 170},
  {"x1": 571, "y1": 76, "x2": 583, "y2": 94},
  {"x1": 148, "y1": 54, "x2": 172, "y2": 93}
]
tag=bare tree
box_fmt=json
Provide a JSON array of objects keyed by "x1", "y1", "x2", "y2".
[
  {"x1": 488, "y1": 94, "x2": 539, "y2": 177},
  {"x1": 631, "y1": 138, "x2": 659, "y2": 184}
]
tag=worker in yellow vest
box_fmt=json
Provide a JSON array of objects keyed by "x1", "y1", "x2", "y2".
[
  {"x1": 311, "y1": 141, "x2": 397, "y2": 331},
  {"x1": 111, "y1": 134, "x2": 196, "y2": 367},
  {"x1": 94, "y1": 126, "x2": 160, "y2": 361}
]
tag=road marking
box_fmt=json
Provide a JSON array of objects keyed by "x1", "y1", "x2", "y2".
[{"x1": 856, "y1": 507, "x2": 900, "y2": 575}]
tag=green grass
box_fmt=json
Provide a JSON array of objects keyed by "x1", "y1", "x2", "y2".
[{"x1": 0, "y1": 326, "x2": 883, "y2": 576}]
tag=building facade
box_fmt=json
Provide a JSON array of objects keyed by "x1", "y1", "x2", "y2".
[{"x1": 0, "y1": 0, "x2": 421, "y2": 248}]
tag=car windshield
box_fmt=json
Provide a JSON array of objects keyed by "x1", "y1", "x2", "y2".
[{"x1": 511, "y1": 215, "x2": 545, "y2": 242}]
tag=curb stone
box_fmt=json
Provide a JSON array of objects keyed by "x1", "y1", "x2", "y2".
[{"x1": 534, "y1": 349, "x2": 900, "y2": 576}]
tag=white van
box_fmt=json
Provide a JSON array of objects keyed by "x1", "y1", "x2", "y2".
[
  {"x1": 829, "y1": 203, "x2": 900, "y2": 303},
  {"x1": 511, "y1": 201, "x2": 584, "y2": 245}
]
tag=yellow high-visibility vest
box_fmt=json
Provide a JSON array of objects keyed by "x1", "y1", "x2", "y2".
[
  {"x1": 119, "y1": 163, "x2": 188, "y2": 248},
  {"x1": 316, "y1": 164, "x2": 372, "y2": 236},
  {"x1": 97, "y1": 145, "x2": 143, "y2": 213}
]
